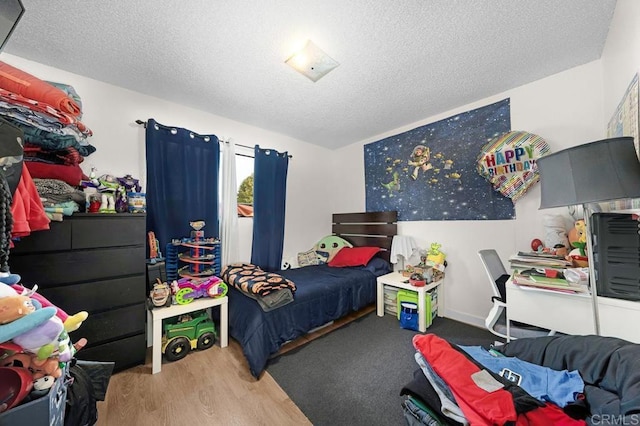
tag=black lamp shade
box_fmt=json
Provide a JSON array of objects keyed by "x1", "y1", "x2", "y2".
[{"x1": 538, "y1": 137, "x2": 640, "y2": 209}]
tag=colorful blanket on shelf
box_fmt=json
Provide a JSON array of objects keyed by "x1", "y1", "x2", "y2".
[
  {"x1": 221, "y1": 263, "x2": 296, "y2": 297},
  {"x1": 0, "y1": 61, "x2": 82, "y2": 117}
]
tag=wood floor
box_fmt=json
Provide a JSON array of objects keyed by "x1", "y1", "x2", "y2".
[{"x1": 96, "y1": 305, "x2": 375, "y2": 426}]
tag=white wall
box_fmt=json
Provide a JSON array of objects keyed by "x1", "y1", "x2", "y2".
[
  {"x1": 0, "y1": 53, "x2": 334, "y2": 263},
  {"x1": 601, "y1": 0, "x2": 640, "y2": 124},
  {"x1": 332, "y1": 60, "x2": 605, "y2": 326}
]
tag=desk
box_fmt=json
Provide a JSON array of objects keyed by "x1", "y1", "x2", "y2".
[
  {"x1": 506, "y1": 279, "x2": 595, "y2": 339},
  {"x1": 598, "y1": 297, "x2": 640, "y2": 343},
  {"x1": 507, "y1": 280, "x2": 640, "y2": 343},
  {"x1": 146, "y1": 297, "x2": 228, "y2": 374},
  {"x1": 376, "y1": 271, "x2": 443, "y2": 332}
]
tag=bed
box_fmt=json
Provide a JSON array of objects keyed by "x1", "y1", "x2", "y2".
[{"x1": 225, "y1": 211, "x2": 397, "y2": 378}]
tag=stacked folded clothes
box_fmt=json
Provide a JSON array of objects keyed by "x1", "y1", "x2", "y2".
[
  {"x1": 0, "y1": 61, "x2": 95, "y2": 186},
  {"x1": 33, "y1": 178, "x2": 86, "y2": 220}
]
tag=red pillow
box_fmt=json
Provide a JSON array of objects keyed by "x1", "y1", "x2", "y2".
[{"x1": 328, "y1": 246, "x2": 381, "y2": 267}]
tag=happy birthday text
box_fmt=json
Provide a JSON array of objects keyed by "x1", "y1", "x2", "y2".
[{"x1": 483, "y1": 145, "x2": 537, "y2": 176}]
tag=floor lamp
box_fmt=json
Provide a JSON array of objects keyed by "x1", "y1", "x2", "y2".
[{"x1": 537, "y1": 137, "x2": 640, "y2": 335}]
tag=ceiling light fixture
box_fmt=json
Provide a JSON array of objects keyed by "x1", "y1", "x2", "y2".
[{"x1": 285, "y1": 40, "x2": 339, "y2": 82}]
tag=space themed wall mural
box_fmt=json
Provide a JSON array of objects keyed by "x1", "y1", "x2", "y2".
[{"x1": 364, "y1": 98, "x2": 515, "y2": 221}]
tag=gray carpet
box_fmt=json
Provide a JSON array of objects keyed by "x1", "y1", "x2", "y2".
[{"x1": 267, "y1": 312, "x2": 497, "y2": 426}]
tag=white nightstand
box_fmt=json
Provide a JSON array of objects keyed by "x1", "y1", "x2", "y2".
[
  {"x1": 376, "y1": 271, "x2": 444, "y2": 332},
  {"x1": 146, "y1": 296, "x2": 228, "y2": 374}
]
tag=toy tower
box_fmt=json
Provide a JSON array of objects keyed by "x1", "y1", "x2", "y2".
[{"x1": 165, "y1": 221, "x2": 221, "y2": 282}]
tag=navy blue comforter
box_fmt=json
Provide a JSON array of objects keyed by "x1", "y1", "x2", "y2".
[{"x1": 228, "y1": 264, "x2": 378, "y2": 378}]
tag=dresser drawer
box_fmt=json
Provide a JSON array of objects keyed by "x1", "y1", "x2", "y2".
[
  {"x1": 77, "y1": 333, "x2": 146, "y2": 372},
  {"x1": 11, "y1": 214, "x2": 146, "y2": 254},
  {"x1": 73, "y1": 303, "x2": 146, "y2": 347},
  {"x1": 11, "y1": 220, "x2": 72, "y2": 253},
  {"x1": 40, "y1": 275, "x2": 146, "y2": 314},
  {"x1": 11, "y1": 246, "x2": 145, "y2": 286},
  {"x1": 71, "y1": 215, "x2": 146, "y2": 249}
]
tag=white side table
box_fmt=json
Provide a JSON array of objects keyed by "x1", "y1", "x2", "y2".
[
  {"x1": 376, "y1": 271, "x2": 444, "y2": 332},
  {"x1": 146, "y1": 296, "x2": 228, "y2": 374}
]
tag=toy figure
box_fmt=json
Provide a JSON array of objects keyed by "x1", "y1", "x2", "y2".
[
  {"x1": 381, "y1": 171, "x2": 401, "y2": 196},
  {"x1": 89, "y1": 167, "x2": 99, "y2": 186},
  {"x1": 568, "y1": 219, "x2": 587, "y2": 256},
  {"x1": 115, "y1": 186, "x2": 129, "y2": 213},
  {"x1": 426, "y1": 242, "x2": 446, "y2": 265},
  {"x1": 148, "y1": 279, "x2": 172, "y2": 309},
  {"x1": 98, "y1": 193, "x2": 116, "y2": 214},
  {"x1": 408, "y1": 145, "x2": 432, "y2": 180},
  {"x1": 566, "y1": 219, "x2": 589, "y2": 267},
  {"x1": 117, "y1": 174, "x2": 141, "y2": 193}
]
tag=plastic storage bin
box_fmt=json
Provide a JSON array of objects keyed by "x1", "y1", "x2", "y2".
[
  {"x1": 0, "y1": 362, "x2": 69, "y2": 426},
  {"x1": 396, "y1": 289, "x2": 437, "y2": 328},
  {"x1": 383, "y1": 285, "x2": 399, "y2": 316}
]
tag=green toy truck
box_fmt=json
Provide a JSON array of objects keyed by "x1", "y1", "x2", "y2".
[{"x1": 161, "y1": 310, "x2": 217, "y2": 362}]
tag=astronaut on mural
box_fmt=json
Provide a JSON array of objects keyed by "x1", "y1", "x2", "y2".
[{"x1": 408, "y1": 144, "x2": 432, "y2": 180}]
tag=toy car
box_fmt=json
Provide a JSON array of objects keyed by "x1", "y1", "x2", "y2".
[
  {"x1": 172, "y1": 275, "x2": 228, "y2": 305},
  {"x1": 161, "y1": 310, "x2": 217, "y2": 362}
]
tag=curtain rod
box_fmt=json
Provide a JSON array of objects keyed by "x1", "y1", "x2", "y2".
[{"x1": 135, "y1": 119, "x2": 292, "y2": 158}]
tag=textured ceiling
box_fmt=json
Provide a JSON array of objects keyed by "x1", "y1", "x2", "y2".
[{"x1": 5, "y1": 0, "x2": 617, "y2": 149}]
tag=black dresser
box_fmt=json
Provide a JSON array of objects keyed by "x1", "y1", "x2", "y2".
[{"x1": 10, "y1": 213, "x2": 147, "y2": 372}]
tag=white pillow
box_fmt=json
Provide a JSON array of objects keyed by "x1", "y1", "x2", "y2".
[{"x1": 297, "y1": 249, "x2": 320, "y2": 267}]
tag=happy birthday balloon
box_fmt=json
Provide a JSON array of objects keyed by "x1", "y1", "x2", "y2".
[{"x1": 476, "y1": 131, "x2": 550, "y2": 201}]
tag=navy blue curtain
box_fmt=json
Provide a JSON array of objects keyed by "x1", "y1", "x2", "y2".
[
  {"x1": 145, "y1": 118, "x2": 219, "y2": 252},
  {"x1": 251, "y1": 145, "x2": 289, "y2": 271}
]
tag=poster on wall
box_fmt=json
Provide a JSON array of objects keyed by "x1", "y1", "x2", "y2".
[
  {"x1": 607, "y1": 73, "x2": 639, "y2": 154},
  {"x1": 364, "y1": 98, "x2": 514, "y2": 221}
]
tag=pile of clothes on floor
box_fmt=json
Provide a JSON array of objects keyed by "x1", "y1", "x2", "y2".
[{"x1": 402, "y1": 334, "x2": 640, "y2": 425}]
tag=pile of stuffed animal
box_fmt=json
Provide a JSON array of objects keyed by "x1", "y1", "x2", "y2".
[{"x1": 0, "y1": 281, "x2": 87, "y2": 413}]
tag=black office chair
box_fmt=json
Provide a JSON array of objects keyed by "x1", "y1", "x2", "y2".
[{"x1": 478, "y1": 249, "x2": 553, "y2": 340}]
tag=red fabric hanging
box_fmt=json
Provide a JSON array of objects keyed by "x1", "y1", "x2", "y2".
[{"x1": 10, "y1": 164, "x2": 50, "y2": 239}]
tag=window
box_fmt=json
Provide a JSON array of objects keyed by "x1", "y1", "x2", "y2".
[{"x1": 236, "y1": 152, "x2": 254, "y2": 217}]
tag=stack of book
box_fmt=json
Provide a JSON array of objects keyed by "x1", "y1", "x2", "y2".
[{"x1": 508, "y1": 252, "x2": 588, "y2": 294}]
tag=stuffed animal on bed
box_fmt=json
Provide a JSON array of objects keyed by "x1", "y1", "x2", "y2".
[
  {"x1": 313, "y1": 235, "x2": 353, "y2": 263},
  {"x1": 297, "y1": 235, "x2": 353, "y2": 267}
]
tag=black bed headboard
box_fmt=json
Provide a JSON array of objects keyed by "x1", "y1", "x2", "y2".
[{"x1": 332, "y1": 211, "x2": 398, "y2": 263}]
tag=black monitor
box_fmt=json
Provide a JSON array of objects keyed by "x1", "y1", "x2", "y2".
[{"x1": 0, "y1": 0, "x2": 24, "y2": 53}]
